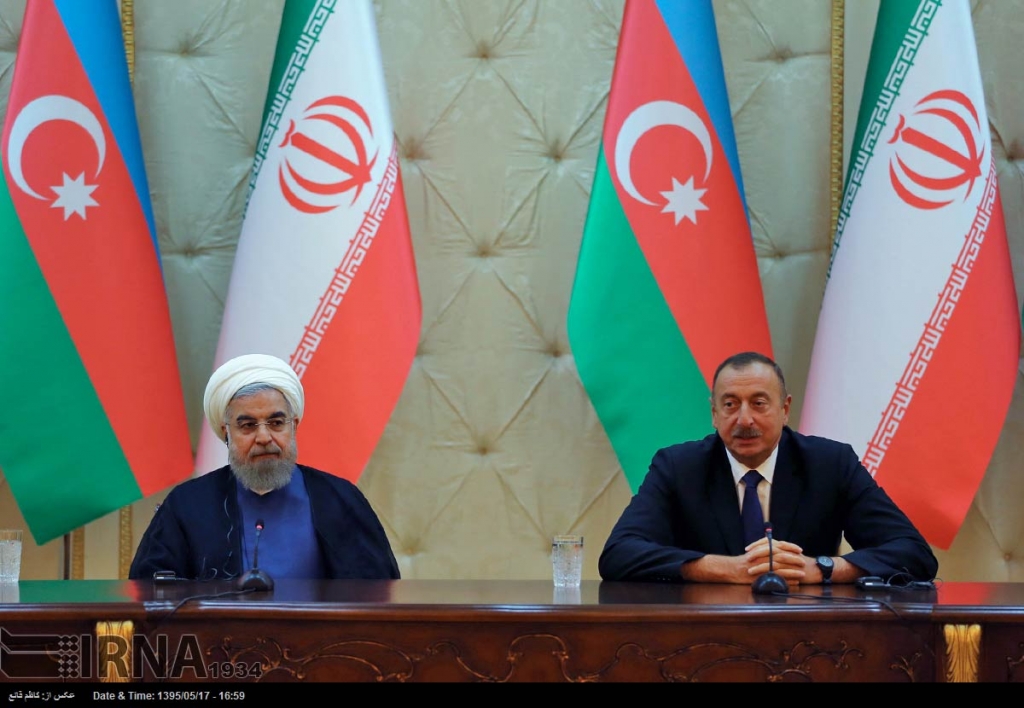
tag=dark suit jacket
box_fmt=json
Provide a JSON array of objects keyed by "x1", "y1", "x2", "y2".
[
  {"x1": 598, "y1": 428, "x2": 938, "y2": 582},
  {"x1": 129, "y1": 465, "x2": 400, "y2": 581}
]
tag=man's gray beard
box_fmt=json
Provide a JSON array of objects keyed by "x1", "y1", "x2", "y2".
[{"x1": 229, "y1": 441, "x2": 297, "y2": 493}]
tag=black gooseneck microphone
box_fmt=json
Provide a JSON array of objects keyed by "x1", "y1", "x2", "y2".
[
  {"x1": 752, "y1": 521, "x2": 789, "y2": 595},
  {"x1": 237, "y1": 518, "x2": 275, "y2": 591}
]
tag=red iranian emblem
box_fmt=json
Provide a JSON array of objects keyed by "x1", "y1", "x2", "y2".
[
  {"x1": 887, "y1": 89, "x2": 984, "y2": 210},
  {"x1": 277, "y1": 96, "x2": 378, "y2": 214}
]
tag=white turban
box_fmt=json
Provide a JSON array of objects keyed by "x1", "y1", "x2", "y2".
[{"x1": 203, "y1": 354, "x2": 304, "y2": 437}]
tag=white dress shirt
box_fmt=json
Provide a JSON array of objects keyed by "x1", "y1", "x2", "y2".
[{"x1": 725, "y1": 444, "x2": 780, "y2": 523}]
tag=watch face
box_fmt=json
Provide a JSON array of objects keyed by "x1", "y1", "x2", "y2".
[{"x1": 817, "y1": 556, "x2": 834, "y2": 577}]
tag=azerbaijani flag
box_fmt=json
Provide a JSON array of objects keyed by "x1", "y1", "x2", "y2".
[
  {"x1": 0, "y1": 0, "x2": 193, "y2": 544},
  {"x1": 568, "y1": 0, "x2": 773, "y2": 492},
  {"x1": 802, "y1": 0, "x2": 1019, "y2": 548},
  {"x1": 195, "y1": 0, "x2": 421, "y2": 482}
]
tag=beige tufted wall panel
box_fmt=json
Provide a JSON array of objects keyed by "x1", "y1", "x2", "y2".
[{"x1": 0, "y1": 0, "x2": 1021, "y2": 583}]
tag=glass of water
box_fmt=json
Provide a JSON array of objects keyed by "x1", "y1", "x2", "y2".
[
  {"x1": 0, "y1": 529, "x2": 23, "y2": 582},
  {"x1": 551, "y1": 534, "x2": 583, "y2": 587}
]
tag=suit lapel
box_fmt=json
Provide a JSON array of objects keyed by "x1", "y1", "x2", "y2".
[
  {"x1": 217, "y1": 468, "x2": 244, "y2": 577},
  {"x1": 706, "y1": 442, "x2": 747, "y2": 555},
  {"x1": 768, "y1": 429, "x2": 803, "y2": 542}
]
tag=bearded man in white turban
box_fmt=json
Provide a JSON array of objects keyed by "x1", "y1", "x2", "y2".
[{"x1": 130, "y1": 354, "x2": 400, "y2": 582}]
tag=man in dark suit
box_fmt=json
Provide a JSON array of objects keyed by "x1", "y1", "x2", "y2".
[{"x1": 599, "y1": 352, "x2": 938, "y2": 585}]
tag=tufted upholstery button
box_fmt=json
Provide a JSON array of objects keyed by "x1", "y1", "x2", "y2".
[
  {"x1": 403, "y1": 136, "x2": 426, "y2": 161},
  {"x1": 178, "y1": 36, "x2": 199, "y2": 57},
  {"x1": 474, "y1": 40, "x2": 492, "y2": 60}
]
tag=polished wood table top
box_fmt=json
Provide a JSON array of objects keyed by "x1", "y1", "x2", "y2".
[{"x1": 3, "y1": 578, "x2": 1021, "y2": 617}]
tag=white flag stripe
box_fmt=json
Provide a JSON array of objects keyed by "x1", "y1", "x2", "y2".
[
  {"x1": 804, "y1": 1, "x2": 990, "y2": 454},
  {"x1": 196, "y1": 0, "x2": 409, "y2": 475},
  {"x1": 217, "y1": 5, "x2": 396, "y2": 364},
  {"x1": 802, "y1": 0, "x2": 1019, "y2": 546}
]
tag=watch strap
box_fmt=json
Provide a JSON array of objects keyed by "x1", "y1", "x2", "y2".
[{"x1": 816, "y1": 556, "x2": 834, "y2": 584}]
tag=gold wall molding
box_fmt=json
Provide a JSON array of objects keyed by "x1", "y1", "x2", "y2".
[
  {"x1": 69, "y1": 528, "x2": 84, "y2": 580},
  {"x1": 119, "y1": 506, "x2": 133, "y2": 580},
  {"x1": 121, "y1": 0, "x2": 136, "y2": 76},
  {"x1": 830, "y1": 0, "x2": 845, "y2": 237},
  {"x1": 118, "y1": 0, "x2": 136, "y2": 581}
]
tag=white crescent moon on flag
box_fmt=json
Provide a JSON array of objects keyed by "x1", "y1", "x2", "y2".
[
  {"x1": 5, "y1": 95, "x2": 106, "y2": 200},
  {"x1": 614, "y1": 100, "x2": 713, "y2": 205}
]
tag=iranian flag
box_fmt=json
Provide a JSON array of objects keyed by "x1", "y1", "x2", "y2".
[
  {"x1": 195, "y1": 0, "x2": 421, "y2": 481},
  {"x1": 802, "y1": 0, "x2": 1020, "y2": 548},
  {"x1": 0, "y1": 0, "x2": 193, "y2": 544},
  {"x1": 568, "y1": 0, "x2": 773, "y2": 492}
]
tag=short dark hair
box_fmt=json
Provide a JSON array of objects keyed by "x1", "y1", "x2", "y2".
[{"x1": 712, "y1": 351, "x2": 787, "y2": 398}]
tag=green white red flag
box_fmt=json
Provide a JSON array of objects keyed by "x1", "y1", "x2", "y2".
[
  {"x1": 802, "y1": 0, "x2": 1020, "y2": 548},
  {"x1": 568, "y1": 0, "x2": 773, "y2": 492},
  {"x1": 195, "y1": 0, "x2": 421, "y2": 482}
]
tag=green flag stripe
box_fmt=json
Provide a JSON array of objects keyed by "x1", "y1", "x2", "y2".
[
  {"x1": 849, "y1": 0, "x2": 928, "y2": 178},
  {"x1": 0, "y1": 182, "x2": 141, "y2": 544},
  {"x1": 568, "y1": 153, "x2": 712, "y2": 492},
  {"x1": 833, "y1": 0, "x2": 933, "y2": 270},
  {"x1": 248, "y1": 0, "x2": 332, "y2": 201}
]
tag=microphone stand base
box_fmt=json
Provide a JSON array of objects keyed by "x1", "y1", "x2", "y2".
[
  {"x1": 752, "y1": 572, "x2": 789, "y2": 595},
  {"x1": 237, "y1": 569, "x2": 275, "y2": 592}
]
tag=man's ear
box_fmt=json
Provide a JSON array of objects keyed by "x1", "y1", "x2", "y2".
[
  {"x1": 292, "y1": 417, "x2": 300, "y2": 431},
  {"x1": 222, "y1": 424, "x2": 228, "y2": 443}
]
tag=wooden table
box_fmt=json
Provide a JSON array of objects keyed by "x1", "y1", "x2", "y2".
[{"x1": 0, "y1": 580, "x2": 1021, "y2": 682}]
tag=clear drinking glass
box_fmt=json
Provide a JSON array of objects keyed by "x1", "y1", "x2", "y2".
[
  {"x1": 0, "y1": 529, "x2": 23, "y2": 582},
  {"x1": 551, "y1": 534, "x2": 583, "y2": 587}
]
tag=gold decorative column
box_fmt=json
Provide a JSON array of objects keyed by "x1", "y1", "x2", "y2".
[
  {"x1": 943, "y1": 624, "x2": 981, "y2": 682},
  {"x1": 97, "y1": 620, "x2": 135, "y2": 682}
]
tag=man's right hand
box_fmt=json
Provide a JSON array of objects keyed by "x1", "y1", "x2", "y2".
[{"x1": 680, "y1": 538, "x2": 808, "y2": 584}]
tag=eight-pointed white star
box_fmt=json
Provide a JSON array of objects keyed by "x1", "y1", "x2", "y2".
[
  {"x1": 660, "y1": 176, "x2": 708, "y2": 226},
  {"x1": 50, "y1": 172, "x2": 99, "y2": 221}
]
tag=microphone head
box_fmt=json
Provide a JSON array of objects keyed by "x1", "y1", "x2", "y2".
[
  {"x1": 255, "y1": 519, "x2": 265, "y2": 531},
  {"x1": 763, "y1": 521, "x2": 773, "y2": 537}
]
